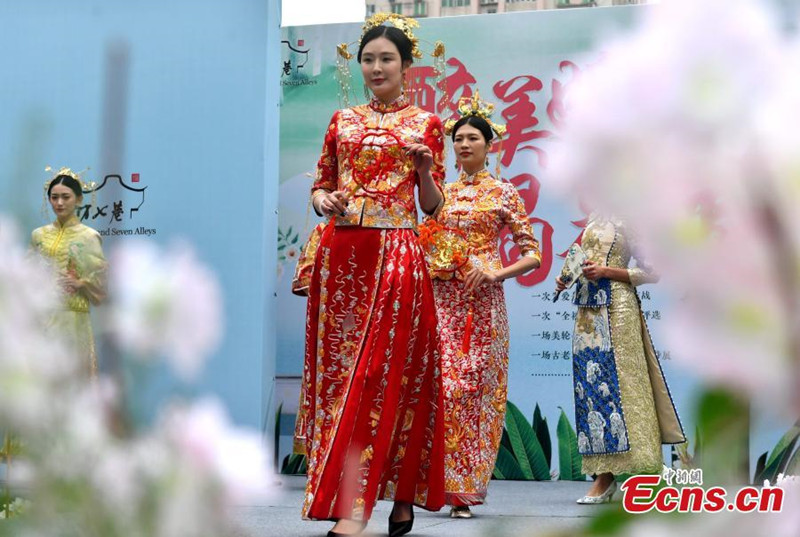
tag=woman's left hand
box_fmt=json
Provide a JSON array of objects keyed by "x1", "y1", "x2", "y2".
[
  {"x1": 464, "y1": 268, "x2": 498, "y2": 293},
  {"x1": 404, "y1": 143, "x2": 433, "y2": 176},
  {"x1": 581, "y1": 260, "x2": 607, "y2": 281}
]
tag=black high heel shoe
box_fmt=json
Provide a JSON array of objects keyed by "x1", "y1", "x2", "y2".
[{"x1": 388, "y1": 505, "x2": 414, "y2": 537}]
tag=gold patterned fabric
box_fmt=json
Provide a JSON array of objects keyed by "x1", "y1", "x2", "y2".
[
  {"x1": 426, "y1": 170, "x2": 540, "y2": 505},
  {"x1": 297, "y1": 97, "x2": 447, "y2": 521},
  {"x1": 576, "y1": 216, "x2": 684, "y2": 475},
  {"x1": 31, "y1": 216, "x2": 107, "y2": 376},
  {"x1": 431, "y1": 169, "x2": 540, "y2": 278},
  {"x1": 312, "y1": 95, "x2": 445, "y2": 229}
]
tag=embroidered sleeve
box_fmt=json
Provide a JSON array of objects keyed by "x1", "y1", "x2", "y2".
[
  {"x1": 312, "y1": 110, "x2": 340, "y2": 195},
  {"x1": 421, "y1": 114, "x2": 446, "y2": 215},
  {"x1": 30, "y1": 228, "x2": 42, "y2": 251},
  {"x1": 74, "y1": 229, "x2": 108, "y2": 306},
  {"x1": 502, "y1": 184, "x2": 541, "y2": 263}
]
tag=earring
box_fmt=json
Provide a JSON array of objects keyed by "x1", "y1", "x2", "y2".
[
  {"x1": 485, "y1": 158, "x2": 490, "y2": 167},
  {"x1": 363, "y1": 83, "x2": 371, "y2": 100}
]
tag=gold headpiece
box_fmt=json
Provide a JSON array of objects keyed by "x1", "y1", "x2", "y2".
[
  {"x1": 335, "y1": 12, "x2": 447, "y2": 109},
  {"x1": 42, "y1": 166, "x2": 97, "y2": 220},
  {"x1": 443, "y1": 90, "x2": 507, "y2": 138},
  {"x1": 361, "y1": 13, "x2": 422, "y2": 59}
]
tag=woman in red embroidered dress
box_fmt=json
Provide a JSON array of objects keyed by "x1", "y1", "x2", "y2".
[
  {"x1": 296, "y1": 15, "x2": 445, "y2": 537},
  {"x1": 421, "y1": 97, "x2": 540, "y2": 518}
]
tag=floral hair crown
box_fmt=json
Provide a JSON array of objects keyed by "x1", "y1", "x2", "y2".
[
  {"x1": 335, "y1": 12, "x2": 447, "y2": 108},
  {"x1": 44, "y1": 166, "x2": 98, "y2": 192},
  {"x1": 361, "y1": 12, "x2": 422, "y2": 59},
  {"x1": 42, "y1": 166, "x2": 97, "y2": 220},
  {"x1": 443, "y1": 90, "x2": 507, "y2": 138}
]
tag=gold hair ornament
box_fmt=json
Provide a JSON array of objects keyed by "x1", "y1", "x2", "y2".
[
  {"x1": 335, "y1": 13, "x2": 448, "y2": 109},
  {"x1": 42, "y1": 166, "x2": 97, "y2": 221},
  {"x1": 443, "y1": 91, "x2": 507, "y2": 178},
  {"x1": 443, "y1": 90, "x2": 507, "y2": 138}
]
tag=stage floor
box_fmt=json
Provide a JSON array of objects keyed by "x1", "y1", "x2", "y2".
[{"x1": 231, "y1": 476, "x2": 602, "y2": 536}]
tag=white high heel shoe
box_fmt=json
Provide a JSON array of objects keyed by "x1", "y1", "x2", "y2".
[{"x1": 576, "y1": 480, "x2": 617, "y2": 504}]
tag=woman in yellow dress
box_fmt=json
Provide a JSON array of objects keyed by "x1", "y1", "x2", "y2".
[{"x1": 31, "y1": 170, "x2": 107, "y2": 376}]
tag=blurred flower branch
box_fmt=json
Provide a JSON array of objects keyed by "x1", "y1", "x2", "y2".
[
  {"x1": 0, "y1": 218, "x2": 271, "y2": 536},
  {"x1": 546, "y1": 0, "x2": 800, "y2": 534}
]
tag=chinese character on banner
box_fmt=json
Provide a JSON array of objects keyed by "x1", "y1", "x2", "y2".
[
  {"x1": 547, "y1": 61, "x2": 582, "y2": 130},
  {"x1": 110, "y1": 201, "x2": 124, "y2": 223},
  {"x1": 493, "y1": 75, "x2": 553, "y2": 167},
  {"x1": 77, "y1": 204, "x2": 92, "y2": 222},
  {"x1": 405, "y1": 65, "x2": 439, "y2": 114},
  {"x1": 499, "y1": 173, "x2": 554, "y2": 286},
  {"x1": 406, "y1": 57, "x2": 477, "y2": 117},
  {"x1": 92, "y1": 205, "x2": 109, "y2": 220}
]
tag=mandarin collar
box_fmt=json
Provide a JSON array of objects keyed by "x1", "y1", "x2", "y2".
[
  {"x1": 459, "y1": 168, "x2": 491, "y2": 185},
  {"x1": 53, "y1": 215, "x2": 80, "y2": 229},
  {"x1": 368, "y1": 94, "x2": 410, "y2": 113}
]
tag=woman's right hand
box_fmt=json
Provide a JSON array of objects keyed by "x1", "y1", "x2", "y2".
[
  {"x1": 314, "y1": 190, "x2": 349, "y2": 218},
  {"x1": 555, "y1": 276, "x2": 567, "y2": 292}
]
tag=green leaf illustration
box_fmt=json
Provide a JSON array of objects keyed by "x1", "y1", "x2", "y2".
[
  {"x1": 505, "y1": 401, "x2": 550, "y2": 480},
  {"x1": 533, "y1": 403, "x2": 552, "y2": 468},
  {"x1": 557, "y1": 407, "x2": 585, "y2": 481},
  {"x1": 493, "y1": 444, "x2": 526, "y2": 480}
]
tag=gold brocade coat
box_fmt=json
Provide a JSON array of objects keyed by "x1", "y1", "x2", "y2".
[
  {"x1": 572, "y1": 215, "x2": 685, "y2": 475},
  {"x1": 31, "y1": 216, "x2": 107, "y2": 375},
  {"x1": 426, "y1": 169, "x2": 541, "y2": 505},
  {"x1": 312, "y1": 95, "x2": 446, "y2": 229}
]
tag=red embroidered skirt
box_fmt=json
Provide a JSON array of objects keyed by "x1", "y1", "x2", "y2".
[
  {"x1": 298, "y1": 225, "x2": 444, "y2": 521},
  {"x1": 433, "y1": 279, "x2": 509, "y2": 506}
]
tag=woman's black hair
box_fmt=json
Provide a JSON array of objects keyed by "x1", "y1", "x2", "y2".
[
  {"x1": 357, "y1": 25, "x2": 414, "y2": 64},
  {"x1": 451, "y1": 115, "x2": 494, "y2": 143},
  {"x1": 47, "y1": 174, "x2": 83, "y2": 198}
]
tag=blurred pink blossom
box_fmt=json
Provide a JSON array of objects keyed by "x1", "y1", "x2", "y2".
[
  {"x1": 549, "y1": 0, "x2": 800, "y2": 406},
  {"x1": 160, "y1": 397, "x2": 273, "y2": 505},
  {"x1": 109, "y1": 240, "x2": 223, "y2": 381}
]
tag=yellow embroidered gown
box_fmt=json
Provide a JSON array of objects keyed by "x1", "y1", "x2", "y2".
[
  {"x1": 426, "y1": 169, "x2": 541, "y2": 506},
  {"x1": 31, "y1": 216, "x2": 107, "y2": 376}
]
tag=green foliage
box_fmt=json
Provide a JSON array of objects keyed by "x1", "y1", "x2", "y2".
[
  {"x1": 492, "y1": 445, "x2": 526, "y2": 480},
  {"x1": 533, "y1": 404, "x2": 552, "y2": 468},
  {"x1": 273, "y1": 405, "x2": 308, "y2": 475},
  {"x1": 557, "y1": 407, "x2": 585, "y2": 481},
  {"x1": 505, "y1": 401, "x2": 551, "y2": 480},
  {"x1": 273, "y1": 403, "x2": 283, "y2": 472},
  {"x1": 490, "y1": 402, "x2": 587, "y2": 481},
  {"x1": 277, "y1": 226, "x2": 301, "y2": 261},
  {"x1": 754, "y1": 422, "x2": 800, "y2": 484},
  {"x1": 281, "y1": 453, "x2": 308, "y2": 475},
  {"x1": 695, "y1": 388, "x2": 750, "y2": 483}
]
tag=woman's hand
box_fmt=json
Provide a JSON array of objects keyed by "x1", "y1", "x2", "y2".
[
  {"x1": 59, "y1": 273, "x2": 84, "y2": 295},
  {"x1": 314, "y1": 190, "x2": 349, "y2": 218},
  {"x1": 464, "y1": 268, "x2": 498, "y2": 293},
  {"x1": 555, "y1": 276, "x2": 568, "y2": 292},
  {"x1": 404, "y1": 143, "x2": 433, "y2": 176},
  {"x1": 581, "y1": 260, "x2": 607, "y2": 281}
]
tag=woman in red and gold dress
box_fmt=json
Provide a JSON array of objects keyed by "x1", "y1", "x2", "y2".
[
  {"x1": 421, "y1": 94, "x2": 540, "y2": 518},
  {"x1": 296, "y1": 14, "x2": 445, "y2": 537}
]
